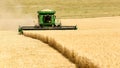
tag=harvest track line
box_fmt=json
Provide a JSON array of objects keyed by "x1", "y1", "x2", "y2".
[
  {"x1": 23, "y1": 32, "x2": 77, "y2": 66},
  {"x1": 23, "y1": 31, "x2": 98, "y2": 68}
]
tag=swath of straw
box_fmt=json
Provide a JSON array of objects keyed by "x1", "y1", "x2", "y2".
[{"x1": 23, "y1": 31, "x2": 99, "y2": 68}]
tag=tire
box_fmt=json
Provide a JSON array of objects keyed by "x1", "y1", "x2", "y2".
[{"x1": 40, "y1": 25, "x2": 43, "y2": 28}]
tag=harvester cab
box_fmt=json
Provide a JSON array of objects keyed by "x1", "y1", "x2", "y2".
[
  {"x1": 18, "y1": 9, "x2": 77, "y2": 34},
  {"x1": 37, "y1": 9, "x2": 60, "y2": 27}
]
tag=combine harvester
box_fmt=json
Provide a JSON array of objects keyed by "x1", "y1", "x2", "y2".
[{"x1": 18, "y1": 9, "x2": 77, "y2": 34}]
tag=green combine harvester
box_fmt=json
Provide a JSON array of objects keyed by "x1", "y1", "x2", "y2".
[{"x1": 19, "y1": 9, "x2": 77, "y2": 34}]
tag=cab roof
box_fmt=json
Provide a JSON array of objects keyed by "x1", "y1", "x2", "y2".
[{"x1": 38, "y1": 9, "x2": 56, "y2": 15}]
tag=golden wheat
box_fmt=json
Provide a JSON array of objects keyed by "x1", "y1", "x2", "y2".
[
  {"x1": 0, "y1": 31, "x2": 76, "y2": 68},
  {"x1": 23, "y1": 17, "x2": 120, "y2": 68}
]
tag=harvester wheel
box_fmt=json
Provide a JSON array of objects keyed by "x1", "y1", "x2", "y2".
[
  {"x1": 40, "y1": 25, "x2": 43, "y2": 28},
  {"x1": 52, "y1": 24, "x2": 56, "y2": 27}
]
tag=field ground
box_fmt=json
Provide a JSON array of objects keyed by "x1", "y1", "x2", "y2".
[
  {"x1": 0, "y1": 31, "x2": 76, "y2": 68},
  {"x1": 24, "y1": 16, "x2": 120, "y2": 68}
]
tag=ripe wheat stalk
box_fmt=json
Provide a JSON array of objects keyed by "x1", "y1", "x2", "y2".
[{"x1": 23, "y1": 31, "x2": 98, "y2": 68}]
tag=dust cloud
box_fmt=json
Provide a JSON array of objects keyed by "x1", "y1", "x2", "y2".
[{"x1": 0, "y1": 0, "x2": 34, "y2": 30}]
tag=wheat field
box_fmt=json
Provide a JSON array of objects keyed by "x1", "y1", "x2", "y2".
[
  {"x1": 0, "y1": 31, "x2": 76, "y2": 68},
  {"x1": 1, "y1": 0, "x2": 120, "y2": 18},
  {"x1": 1, "y1": 0, "x2": 120, "y2": 68},
  {"x1": 24, "y1": 16, "x2": 120, "y2": 68}
]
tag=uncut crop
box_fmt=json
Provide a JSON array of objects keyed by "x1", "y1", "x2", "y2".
[
  {"x1": 23, "y1": 17, "x2": 120, "y2": 68},
  {"x1": 0, "y1": 31, "x2": 76, "y2": 68}
]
